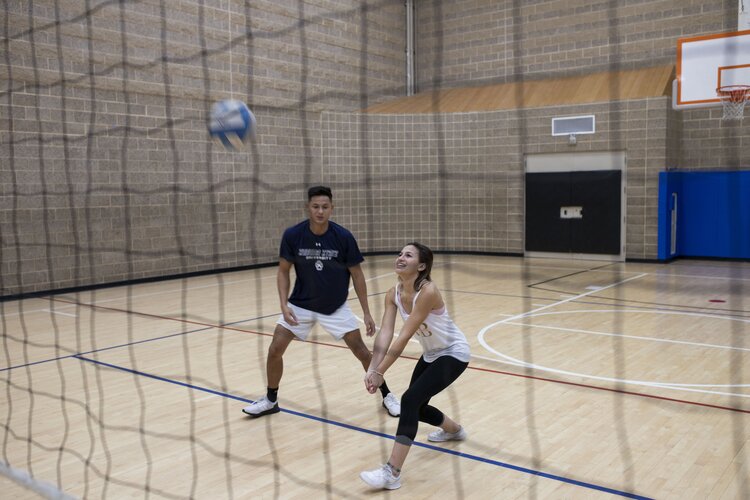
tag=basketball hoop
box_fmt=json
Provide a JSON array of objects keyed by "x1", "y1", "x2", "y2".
[{"x1": 716, "y1": 85, "x2": 750, "y2": 121}]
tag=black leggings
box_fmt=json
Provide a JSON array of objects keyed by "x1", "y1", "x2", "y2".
[{"x1": 395, "y1": 355, "x2": 468, "y2": 444}]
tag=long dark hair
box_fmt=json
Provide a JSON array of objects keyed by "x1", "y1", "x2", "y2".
[{"x1": 405, "y1": 241, "x2": 433, "y2": 291}]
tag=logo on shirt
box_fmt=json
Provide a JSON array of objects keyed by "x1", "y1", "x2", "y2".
[
  {"x1": 416, "y1": 323, "x2": 433, "y2": 337},
  {"x1": 298, "y1": 247, "x2": 337, "y2": 272}
]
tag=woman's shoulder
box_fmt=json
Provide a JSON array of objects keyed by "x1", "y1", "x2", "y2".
[
  {"x1": 417, "y1": 281, "x2": 441, "y2": 302},
  {"x1": 418, "y1": 280, "x2": 439, "y2": 293},
  {"x1": 417, "y1": 281, "x2": 443, "y2": 309}
]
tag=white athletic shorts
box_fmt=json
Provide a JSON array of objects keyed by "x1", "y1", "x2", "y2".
[{"x1": 276, "y1": 302, "x2": 360, "y2": 341}]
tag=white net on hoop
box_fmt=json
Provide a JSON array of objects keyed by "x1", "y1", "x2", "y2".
[{"x1": 717, "y1": 85, "x2": 750, "y2": 121}]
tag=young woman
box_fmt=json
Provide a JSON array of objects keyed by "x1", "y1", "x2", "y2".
[{"x1": 360, "y1": 242, "x2": 471, "y2": 490}]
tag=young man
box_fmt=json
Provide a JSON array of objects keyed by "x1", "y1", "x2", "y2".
[{"x1": 243, "y1": 186, "x2": 400, "y2": 418}]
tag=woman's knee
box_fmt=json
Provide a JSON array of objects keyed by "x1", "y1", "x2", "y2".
[
  {"x1": 419, "y1": 405, "x2": 444, "y2": 426},
  {"x1": 400, "y1": 389, "x2": 425, "y2": 412}
]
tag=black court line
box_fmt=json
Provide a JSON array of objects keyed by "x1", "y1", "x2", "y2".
[
  {"x1": 73, "y1": 354, "x2": 653, "y2": 500},
  {"x1": 526, "y1": 262, "x2": 617, "y2": 288}
]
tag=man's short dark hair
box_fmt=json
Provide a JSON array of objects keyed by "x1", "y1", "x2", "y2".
[{"x1": 307, "y1": 185, "x2": 333, "y2": 200}]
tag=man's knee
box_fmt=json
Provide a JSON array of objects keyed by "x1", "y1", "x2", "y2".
[
  {"x1": 344, "y1": 331, "x2": 370, "y2": 357},
  {"x1": 268, "y1": 326, "x2": 294, "y2": 358}
]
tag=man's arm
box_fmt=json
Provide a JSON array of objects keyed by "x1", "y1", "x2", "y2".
[
  {"x1": 349, "y1": 264, "x2": 376, "y2": 336},
  {"x1": 277, "y1": 258, "x2": 298, "y2": 325},
  {"x1": 365, "y1": 288, "x2": 397, "y2": 393}
]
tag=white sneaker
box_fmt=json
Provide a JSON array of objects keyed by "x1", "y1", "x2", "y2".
[
  {"x1": 382, "y1": 393, "x2": 400, "y2": 417},
  {"x1": 242, "y1": 396, "x2": 280, "y2": 418},
  {"x1": 360, "y1": 464, "x2": 401, "y2": 490},
  {"x1": 428, "y1": 426, "x2": 467, "y2": 442}
]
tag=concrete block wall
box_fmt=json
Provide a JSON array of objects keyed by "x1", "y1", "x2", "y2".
[
  {"x1": 2, "y1": 0, "x2": 749, "y2": 296},
  {"x1": 415, "y1": 0, "x2": 736, "y2": 87},
  {"x1": 414, "y1": 0, "x2": 748, "y2": 258},
  {"x1": 323, "y1": 96, "x2": 674, "y2": 260},
  {"x1": 1, "y1": 0, "x2": 405, "y2": 296}
]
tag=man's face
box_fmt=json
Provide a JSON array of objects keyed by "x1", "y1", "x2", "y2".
[{"x1": 307, "y1": 195, "x2": 333, "y2": 225}]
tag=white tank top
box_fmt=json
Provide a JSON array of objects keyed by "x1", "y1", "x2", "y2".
[{"x1": 395, "y1": 285, "x2": 471, "y2": 363}]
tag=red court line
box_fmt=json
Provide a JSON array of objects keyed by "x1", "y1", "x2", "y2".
[
  {"x1": 467, "y1": 365, "x2": 750, "y2": 415},
  {"x1": 50, "y1": 297, "x2": 750, "y2": 415}
]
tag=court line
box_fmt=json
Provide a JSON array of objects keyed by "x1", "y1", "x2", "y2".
[
  {"x1": 651, "y1": 269, "x2": 750, "y2": 282},
  {"x1": 8, "y1": 324, "x2": 747, "y2": 414},
  {"x1": 5, "y1": 258, "x2": 749, "y2": 318},
  {"x1": 527, "y1": 262, "x2": 615, "y2": 287},
  {"x1": 61, "y1": 274, "x2": 279, "y2": 306},
  {"x1": 443, "y1": 287, "x2": 750, "y2": 319},
  {"x1": 504, "y1": 312, "x2": 750, "y2": 354},
  {"x1": 0, "y1": 325, "x2": 213, "y2": 373},
  {"x1": 449, "y1": 257, "x2": 750, "y2": 282},
  {"x1": 73, "y1": 354, "x2": 653, "y2": 500},
  {"x1": 1, "y1": 274, "x2": 278, "y2": 317},
  {"x1": 0, "y1": 312, "x2": 279, "y2": 373},
  {"x1": 466, "y1": 357, "x2": 750, "y2": 415},
  {"x1": 479, "y1": 274, "x2": 649, "y2": 328},
  {"x1": 30, "y1": 296, "x2": 749, "y2": 412},
  {"x1": 0, "y1": 461, "x2": 76, "y2": 500},
  {"x1": 40, "y1": 308, "x2": 78, "y2": 317},
  {"x1": 477, "y1": 274, "x2": 750, "y2": 398},
  {"x1": 474, "y1": 354, "x2": 750, "y2": 399},
  {"x1": 480, "y1": 309, "x2": 750, "y2": 391},
  {"x1": 531, "y1": 285, "x2": 750, "y2": 318}
]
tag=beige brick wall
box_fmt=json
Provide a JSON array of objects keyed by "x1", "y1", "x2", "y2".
[
  {"x1": 2, "y1": 0, "x2": 748, "y2": 296},
  {"x1": 323, "y1": 96, "x2": 674, "y2": 260},
  {"x1": 415, "y1": 0, "x2": 736, "y2": 87},
  {"x1": 1, "y1": 0, "x2": 405, "y2": 295}
]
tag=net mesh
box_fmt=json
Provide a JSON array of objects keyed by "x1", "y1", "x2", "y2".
[
  {"x1": 717, "y1": 85, "x2": 750, "y2": 121},
  {"x1": 2, "y1": 1, "x2": 748, "y2": 499}
]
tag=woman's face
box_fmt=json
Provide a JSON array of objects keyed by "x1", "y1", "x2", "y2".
[{"x1": 395, "y1": 245, "x2": 422, "y2": 276}]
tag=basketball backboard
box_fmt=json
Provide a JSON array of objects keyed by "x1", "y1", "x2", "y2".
[
  {"x1": 674, "y1": 29, "x2": 750, "y2": 109},
  {"x1": 740, "y1": 0, "x2": 749, "y2": 31}
]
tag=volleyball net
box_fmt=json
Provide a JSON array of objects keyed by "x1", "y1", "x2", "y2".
[
  {"x1": 1, "y1": 1, "x2": 511, "y2": 497},
  {"x1": 6, "y1": 1, "x2": 738, "y2": 499}
]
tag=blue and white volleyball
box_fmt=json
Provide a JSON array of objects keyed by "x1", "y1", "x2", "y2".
[{"x1": 208, "y1": 99, "x2": 256, "y2": 150}]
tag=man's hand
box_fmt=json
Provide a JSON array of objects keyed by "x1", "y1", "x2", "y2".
[
  {"x1": 363, "y1": 312, "x2": 376, "y2": 337},
  {"x1": 281, "y1": 305, "x2": 299, "y2": 326}
]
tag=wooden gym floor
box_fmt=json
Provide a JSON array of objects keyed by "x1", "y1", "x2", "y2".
[{"x1": 2, "y1": 255, "x2": 749, "y2": 499}]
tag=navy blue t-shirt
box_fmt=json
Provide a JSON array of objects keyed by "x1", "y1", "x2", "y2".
[{"x1": 280, "y1": 220, "x2": 364, "y2": 315}]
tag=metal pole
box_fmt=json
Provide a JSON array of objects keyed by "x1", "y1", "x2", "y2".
[{"x1": 405, "y1": 0, "x2": 415, "y2": 95}]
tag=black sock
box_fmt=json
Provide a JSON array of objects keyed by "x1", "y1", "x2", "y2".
[
  {"x1": 267, "y1": 387, "x2": 278, "y2": 403},
  {"x1": 379, "y1": 381, "x2": 390, "y2": 398}
]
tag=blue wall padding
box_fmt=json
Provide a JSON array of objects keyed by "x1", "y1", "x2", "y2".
[{"x1": 658, "y1": 171, "x2": 750, "y2": 260}]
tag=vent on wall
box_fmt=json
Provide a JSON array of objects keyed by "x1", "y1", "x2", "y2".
[{"x1": 551, "y1": 115, "x2": 596, "y2": 136}]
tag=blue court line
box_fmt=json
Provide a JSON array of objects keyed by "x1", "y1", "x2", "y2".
[
  {"x1": 0, "y1": 325, "x2": 212, "y2": 373},
  {"x1": 0, "y1": 312, "x2": 278, "y2": 373},
  {"x1": 75, "y1": 354, "x2": 653, "y2": 500},
  {"x1": 0, "y1": 355, "x2": 80, "y2": 373}
]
